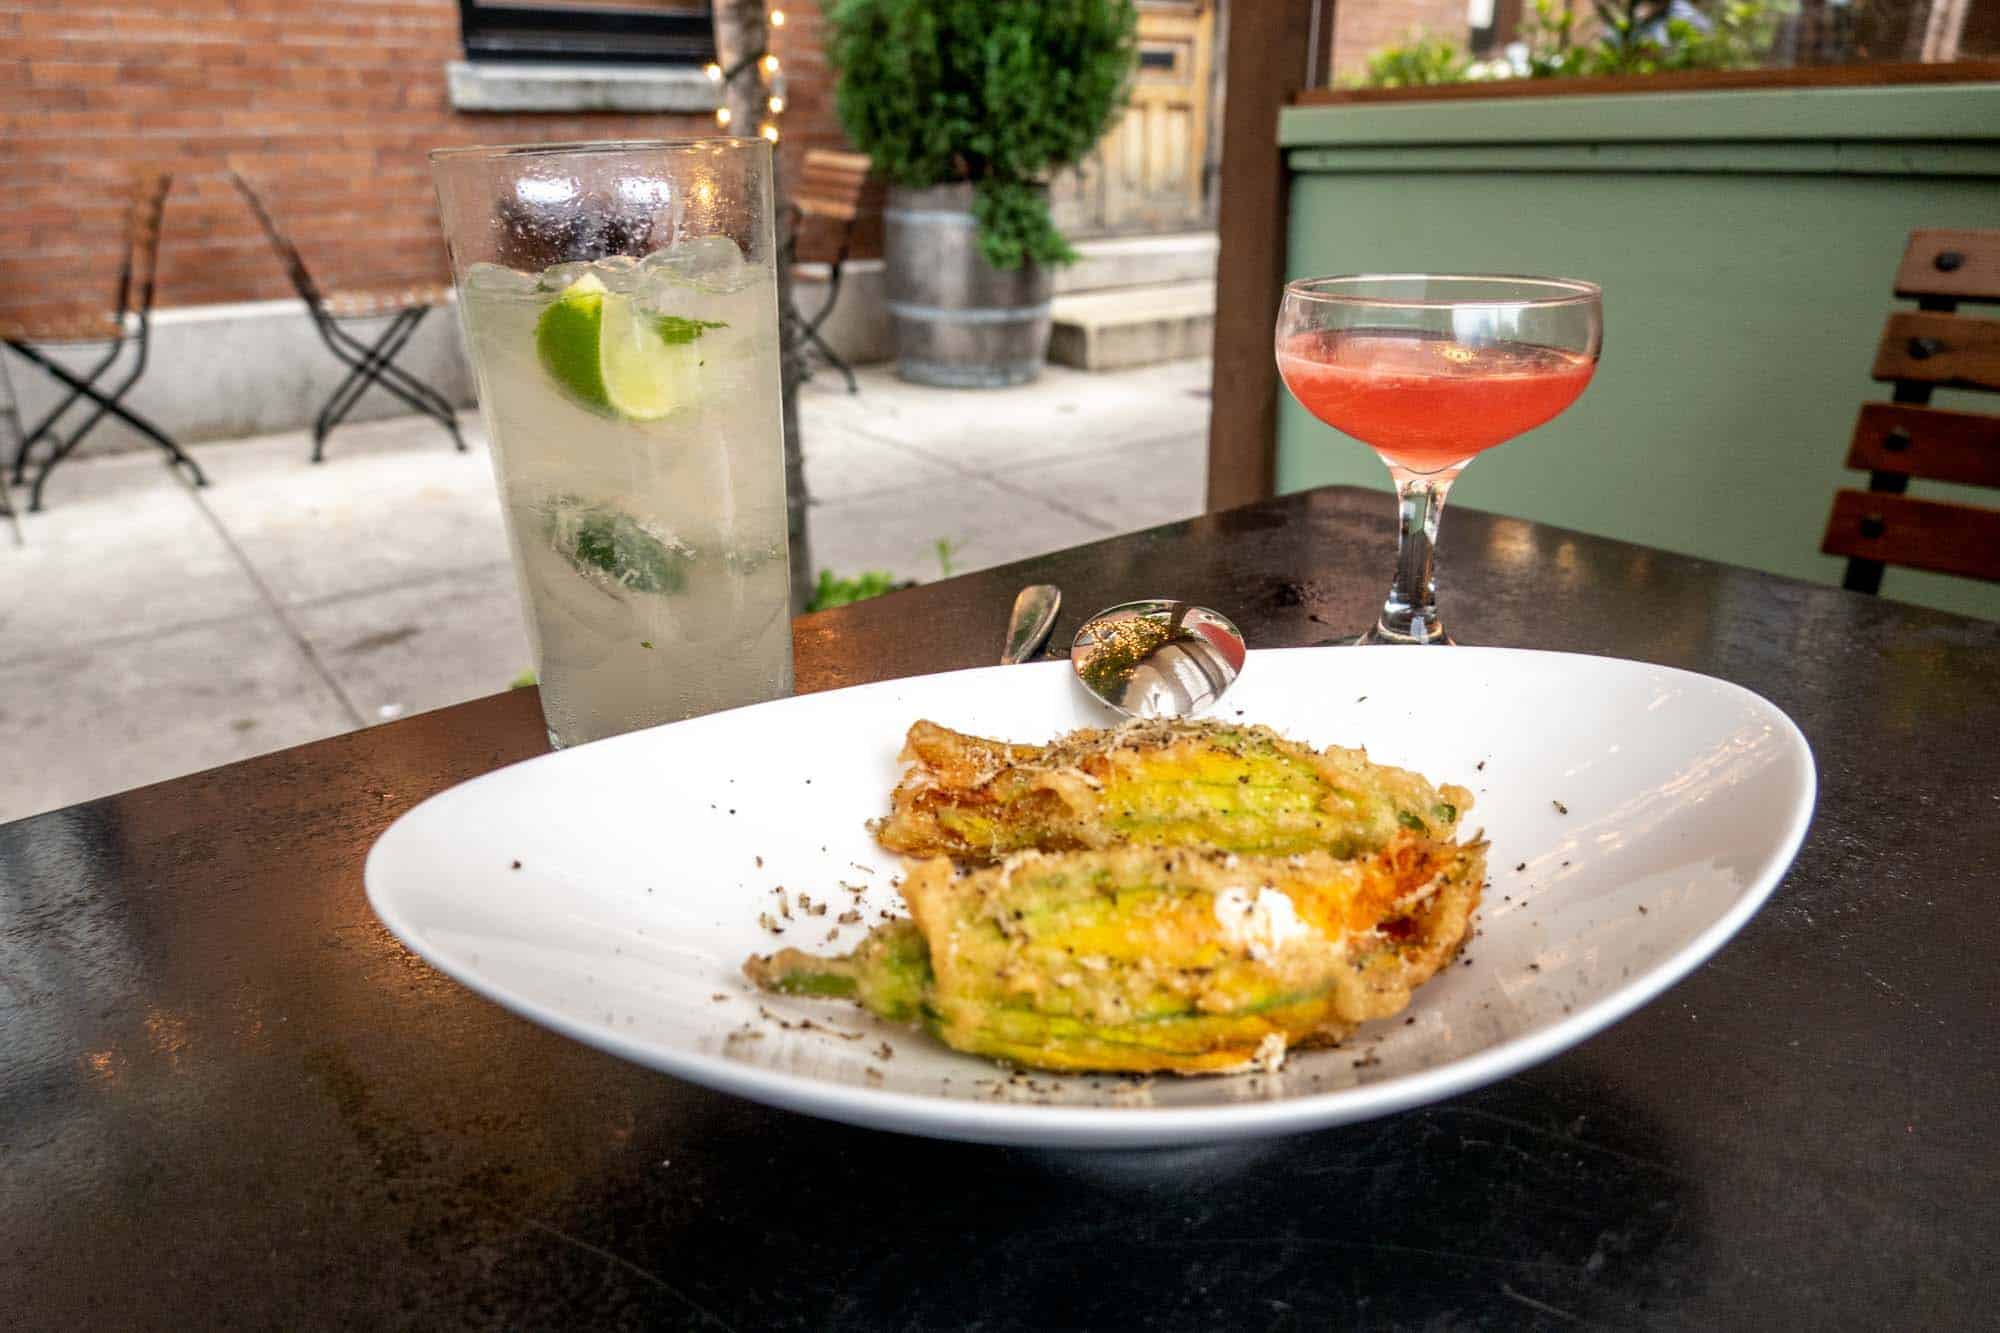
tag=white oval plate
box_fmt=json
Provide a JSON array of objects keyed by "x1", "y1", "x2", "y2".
[{"x1": 366, "y1": 647, "x2": 1814, "y2": 1150}]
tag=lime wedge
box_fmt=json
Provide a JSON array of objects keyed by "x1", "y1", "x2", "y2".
[{"x1": 534, "y1": 274, "x2": 715, "y2": 421}]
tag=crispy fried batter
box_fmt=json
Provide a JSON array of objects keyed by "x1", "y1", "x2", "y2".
[
  {"x1": 745, "y1": 834, "x2": 1486, "y2": 1075},
  {"x1": 871, "y1": 718, "x2": 1471, "y2": 864}
]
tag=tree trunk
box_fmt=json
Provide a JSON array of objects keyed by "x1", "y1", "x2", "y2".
[{"x1": 714, "y1": 0, "x2": 814, "y2": 616}]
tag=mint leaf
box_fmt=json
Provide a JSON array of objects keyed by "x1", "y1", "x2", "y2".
[
  {"x1": 654, "y1": 316, "x2": 726, "y2": 345},
  {"x1": 548, "y1": 500, "x2": 688, "y2": 594}
]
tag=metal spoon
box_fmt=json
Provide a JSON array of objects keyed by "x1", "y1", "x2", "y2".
[
  {"x1": 1070, "y1": 599, "x2": 1246, "y2": 719},
  {"x1": 1000, "y1": 584, "x2": 1062, "y2": 664}
]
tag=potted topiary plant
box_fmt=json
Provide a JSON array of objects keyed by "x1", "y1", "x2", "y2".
[{"x1": 825, "y1": 0, "x2": 1137, "y2": 386}]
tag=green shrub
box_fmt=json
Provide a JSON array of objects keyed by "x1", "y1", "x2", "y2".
[
  {"x1": 1361, "y1": 33, "x2": 1471, "y2": 88},
  {"x1": 808, "y1": 568, "x2": 902, "y2": 611},
  {"x1": 1519, "y1": 0, "x2": 1790, "y2": 78},
  {"x1": 824, "y1": 0, "x2": 1137, "y2": 269}
]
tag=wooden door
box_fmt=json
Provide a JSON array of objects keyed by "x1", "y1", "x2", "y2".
[{"x1": 1052, "y1": 1, "x2": 1216, "y2": 238}]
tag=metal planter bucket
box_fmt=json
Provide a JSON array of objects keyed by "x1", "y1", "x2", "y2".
[{"x1": 883, "y1": 183, "x2": 1052, "y2": 388}]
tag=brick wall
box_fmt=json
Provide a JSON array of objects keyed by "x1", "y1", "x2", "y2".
[
  {"x1": 1332, "y1": 0, "x2": 1471, "y2": 81},
  {"x1": 0, "y1": 0, "x2": 846, "y2": 328}
]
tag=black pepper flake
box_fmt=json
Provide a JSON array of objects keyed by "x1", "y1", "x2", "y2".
[
  {"x1": 1561, "y1": 860, "x2": 1570, "y2": 867},
  {"x1": 1515, "y1": 862, "x2": 1526, "y2": 872},
  {"x1": 1356, "y1": 695, "x2": 1367, "y2": 703},
  {"x1": 754, "y1": 855, "x2": 763, "y2": 868},
  {"x1": 1552, "y1": 799, "x2": 1568, "y2": 815},
  {"x1": 510, "y1": 859, "x2": 522, "y2": 870},
  {"x1": 1476, "y1": 760, "x2": 1486, "y2": 771},
  {"x1": 1638, "y1": 905, "x2": 1649, "y2": 915},
  {"x1": 1528, "y1": 963, "x2": 1541, "y2": 972}
]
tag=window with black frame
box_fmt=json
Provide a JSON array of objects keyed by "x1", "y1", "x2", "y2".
[{"x1": 458, "y1": 0, "x2": 715, "y2": 64}]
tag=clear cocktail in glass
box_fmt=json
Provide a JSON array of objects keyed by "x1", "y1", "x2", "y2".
[
  {"x1": 1276, "y1": 275, "x2": 1602, "y2": 645},
  {"x1": 433, "y1": 140, "x2": 792, "y2": 746}
]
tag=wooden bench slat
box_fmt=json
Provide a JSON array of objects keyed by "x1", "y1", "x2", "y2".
[
  {"x1": 1894, "y1": 228, "x2": 2000, "y2": 304},
  {"x1": 794, "y1": 148, "x2": 882, "y2": 225},
  {"x1": 794, "y1": 193, "x2": 861, "y2": 222},
  {"x1": 1872, "y1": 312, "x2": 2000, "y2": 393},
  {"x1": 1821, "y1": 489, "x2": 2000, "y2": 583},
  {"x1": 1846, "y1": 403, "x2": 2000, "y2": 488}
]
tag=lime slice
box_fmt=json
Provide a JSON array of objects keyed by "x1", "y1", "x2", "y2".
[{"x1": 534, "y1": 273, "x2": 712, "y2": 421}]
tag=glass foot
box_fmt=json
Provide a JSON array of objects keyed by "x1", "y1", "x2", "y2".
[{"x1": 1359, "y1": 618, "x2": 1454, "y2": 646}]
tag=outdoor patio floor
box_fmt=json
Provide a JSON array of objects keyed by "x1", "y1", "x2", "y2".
[{"x1": 0, "y1": 357, "x2": 1211, "y2": 824}]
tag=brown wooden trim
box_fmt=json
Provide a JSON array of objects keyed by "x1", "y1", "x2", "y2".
[
  {"x1": 1847, "y1": 403, "x2": 2000, "y2": 489},
  {"x1": 1894, "y1": 229, "x2": 2000, "y2": 305},
  {"x1": 1872, "y1": 312, "x2": 2000, "y2": 393},
  {"x1": 1207, "y1": 0, "x2": 1321, "y2": 511},
  {"x1": 1821, "y1": 489, "x2": 2000, "y2": 583},
  {"x1": 1294, "y1": 58, "x2": 2000, "y2": 106}
]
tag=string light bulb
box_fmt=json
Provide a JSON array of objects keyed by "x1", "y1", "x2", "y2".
[
  {"x1": 769, "y1": 9, "x2": 786, "y2": 26},
  {"x1": 759, "y1": 122, "x2": 780, "y2": 144},
  {"x1": 714, "y1": 105, "x2": 733, "y2": 127},
  {"x1": 760, "y1": 53, "x2": 780, "y2": 75},
  {"x1": 766, "y1": 94, "x2": 785, "y2": 114},
  {"x1": 704, "y1": 61, "x2": 722, "y2": 82}
]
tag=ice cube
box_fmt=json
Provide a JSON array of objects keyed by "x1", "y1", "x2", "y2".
[
  {"x1": 463, "y1": 262, "x2": 541, "y2": 296},
  {"x1": 537, "y1": 260, "x2": 600, "y2": 292},
  {"x1": 640, "y1": 235, "x2": 747, "y2": 291}
]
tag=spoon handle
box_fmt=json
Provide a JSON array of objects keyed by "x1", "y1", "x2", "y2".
[{"x1": 1000, "y1": 585, "x2": 1062, "y2": 664}]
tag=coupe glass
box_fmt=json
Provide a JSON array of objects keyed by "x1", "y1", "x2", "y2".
[{"x1": 1275, "y1": 275, "x2": 1602, "y2": 644}]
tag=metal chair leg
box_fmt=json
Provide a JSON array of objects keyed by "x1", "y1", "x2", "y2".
[
  {"x1": 798, "y1": 254, "x2": 859, "y2": 394},
  {"x1": 6, "y1": 336, "x2": 204, "y2": 507},
  {"x1": 7, "y1": 339, "x2": 119, "y2": 485},
  {"x1": 339, "y1": 311, "x2": 467, "y2": 448},
  {"x1": 808, "y1": 327, "x2": 859, "y2": 394},
  {"x1": 325, "y1": 315, "x2": 431, "y2": 431},
  {"x1": 313, "y1": 308, "x2": 463, "y2": 457},
  {"x1": 333, "y1": 311, "x2": 460, "y2": 424},
  {"x1": 312, "y1": 309, "x2": 418, "y2": 460}
]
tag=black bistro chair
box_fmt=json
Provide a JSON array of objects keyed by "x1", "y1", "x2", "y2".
[
  {"x1": 228, "y1": 171, "x2": 465, "y2": 463},
  {"x1": 782, "y1": 150, "x2": 885, "y2": 394},
  {"x1": 3, "y1": 171, "x2": 208, "y2": 512}
]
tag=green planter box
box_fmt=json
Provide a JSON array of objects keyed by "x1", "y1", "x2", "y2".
[{"x1": 1275, "y1": 82, "x2": 2000, "y2": 621}]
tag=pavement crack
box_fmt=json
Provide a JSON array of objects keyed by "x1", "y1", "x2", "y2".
[{"x1": 187, "y1": 480, "x2": 367, "y2": 729}]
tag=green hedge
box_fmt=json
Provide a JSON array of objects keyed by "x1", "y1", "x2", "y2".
[{"x1": 825, "y1": 0, "x2": 1137, "y2": 269}]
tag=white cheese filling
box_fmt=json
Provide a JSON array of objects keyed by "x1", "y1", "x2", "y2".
[{"x1": 1213, "y1": 884, "x2": 1314, "y2": 962}]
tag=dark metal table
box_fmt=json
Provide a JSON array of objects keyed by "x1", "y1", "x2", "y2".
[{"x1": 4, "y1": 486, "x2": 1995, "y2": 1329}]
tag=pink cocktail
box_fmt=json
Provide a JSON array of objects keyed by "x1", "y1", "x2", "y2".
[{"x1": 1275, "y1": 277, "x2": 1602, "y2": 644}]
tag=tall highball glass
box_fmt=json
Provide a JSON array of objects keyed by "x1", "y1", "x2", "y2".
[{"x1": 433, "y1": 140, "x2": 792, "y2": 747}]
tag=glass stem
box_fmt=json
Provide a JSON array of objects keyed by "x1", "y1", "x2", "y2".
[{"x1": 1378, "y1": 470, "x2": 1454, "y2": 644}]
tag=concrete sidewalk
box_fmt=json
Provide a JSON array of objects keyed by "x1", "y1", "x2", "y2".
[{"x1": 0, "y1": 358, "x2": 1211, "y2": 824}]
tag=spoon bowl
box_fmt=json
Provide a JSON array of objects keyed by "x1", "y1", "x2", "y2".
[{"x1": 1070, "y1": 600, "x2": 1246, "y2": 719}]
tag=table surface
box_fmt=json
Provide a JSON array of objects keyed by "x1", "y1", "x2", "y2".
[{"x1": 4, "y1": 485, "x2": 1995, "y2": 1329}]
